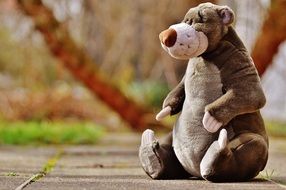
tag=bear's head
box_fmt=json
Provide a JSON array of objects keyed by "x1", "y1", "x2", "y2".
[{"x1": 159, "y1": 3, "x2": 234, "y2": 60}]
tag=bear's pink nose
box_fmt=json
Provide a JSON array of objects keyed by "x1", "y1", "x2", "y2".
[{"x1": 159, "y1": 28, "x2": 177, "y2": 47}]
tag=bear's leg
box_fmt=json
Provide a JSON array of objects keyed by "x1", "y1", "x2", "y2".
[
  {"x1": 139, "y1": 129, "x2": 191, "y2": 179},
  {"x1": 200, "y1": 129, "x2": 268, "y2": 182}
]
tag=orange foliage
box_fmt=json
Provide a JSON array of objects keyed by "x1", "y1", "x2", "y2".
[{"x1": 252, "y1": 0, "x2": 286, "y2": 76}]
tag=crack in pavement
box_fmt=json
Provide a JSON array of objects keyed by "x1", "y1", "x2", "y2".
[{"x1": 14, "y1": 149, "x2": 63, "y2": 190}]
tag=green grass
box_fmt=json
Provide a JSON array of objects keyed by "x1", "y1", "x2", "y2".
[
  {"x1": 6, "y1": 172, "x2": 19, "y2": 177},
  {"x1": 0, "y1": 120, "x2": 104, "y2": 145},
  {"x1": 42, "y1": 150, "x2": 62, "y2": 174},
  {"x1": 265, "y1": 120, "x2": 286, "y2": 137},
  {"x1": 259, "y1": 169, "x2": 286, "y2": 188}
]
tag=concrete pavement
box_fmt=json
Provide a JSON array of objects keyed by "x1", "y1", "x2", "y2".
[{"x1": 0, "y1": 133, "x2": 286, "y2": 190}]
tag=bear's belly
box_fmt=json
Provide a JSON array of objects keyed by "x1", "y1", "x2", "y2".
[{"x1": 173, "y1": 59, "x2": 223, "y2": 177}]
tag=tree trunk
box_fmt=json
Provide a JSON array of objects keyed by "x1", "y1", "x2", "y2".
[
  {"x1": 252, "y1": 0, "x2": 286, "y2": 76},
  {"x1": 17, "y1": 0, "x2": 165, "y2": 131}
]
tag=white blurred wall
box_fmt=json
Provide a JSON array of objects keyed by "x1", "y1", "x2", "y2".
[{"x1": 261, "y1": 43, "x2": 286, "y2": 121}]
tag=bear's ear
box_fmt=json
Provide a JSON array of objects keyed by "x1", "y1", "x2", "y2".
[{"x1": 218, "y1": 6, "x2": 234, "y2": 26}]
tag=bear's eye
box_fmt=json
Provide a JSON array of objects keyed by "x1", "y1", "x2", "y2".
[
  {"x1": 185, "y1": 18, "x2": 193, "y2": 25},
  {"x1": 197, "y1": 11, "x2": 204, "y2": 23}
]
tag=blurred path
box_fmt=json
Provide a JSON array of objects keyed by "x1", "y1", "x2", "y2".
[{"x1": 1, "y1": 133, "x2": 286, "y2": 190}]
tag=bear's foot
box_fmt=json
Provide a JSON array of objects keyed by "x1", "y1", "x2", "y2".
[
  {"x1": 139, "y1": 129, "x2": 163, "y2": 179},
  {"x1": 200, "y1": 129, "x2": 229, "y2": 179},
  {"x1": 200, "y1": 130, "x2": 268, "y2": 182}
]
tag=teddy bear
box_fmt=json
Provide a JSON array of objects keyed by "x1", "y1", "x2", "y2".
[{"x1": 139, "y1": 2, "x2": 268, "y2": 182}]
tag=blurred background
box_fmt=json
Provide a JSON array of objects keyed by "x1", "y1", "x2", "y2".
[{"x1": 0, "y1": 0, "x2": 285, "y2": 145}]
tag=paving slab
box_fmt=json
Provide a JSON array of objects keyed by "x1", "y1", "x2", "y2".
[
  {"x1": 260, "y1": 138, "x2": 286, "y2": 186},
  {"x1": 0, "y1": 146, "x2": 57, "y2": 189},
  {"x1": 25, "y1": 176, "x2": 284, "y2": 190},
  {"x1": 0, "y1": 176, "x2": 30, "y2": 190},
  {"x1": 47, "y1": 144, "x2": 143, "y2": 177},
  {"x1": 0, "y1": 146, "x2": 56, "y2": 173}
]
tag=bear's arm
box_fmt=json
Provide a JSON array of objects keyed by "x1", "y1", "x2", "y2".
[
  {"x1": 162, "y1": 76, "x2": 185, "y2": 115},
  {"x1": 205, "y1": 51, "x2": 266, "y2": 126}
]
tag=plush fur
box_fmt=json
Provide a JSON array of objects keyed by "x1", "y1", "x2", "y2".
[{"x1": 139, "y1": 3, "x2": 268, "y2": 182}]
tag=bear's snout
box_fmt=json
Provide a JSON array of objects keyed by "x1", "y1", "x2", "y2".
[
  {"x1": 159, "y1": 23, "x2": 208, "y2": 60},
  {"x1": 159, "y1": 28, "x2": 177, "y2": 47}
]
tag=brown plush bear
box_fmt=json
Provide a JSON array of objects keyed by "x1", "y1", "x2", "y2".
[{"x1": 139, "y1": 2, "x2": 268, "y2": 182}]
